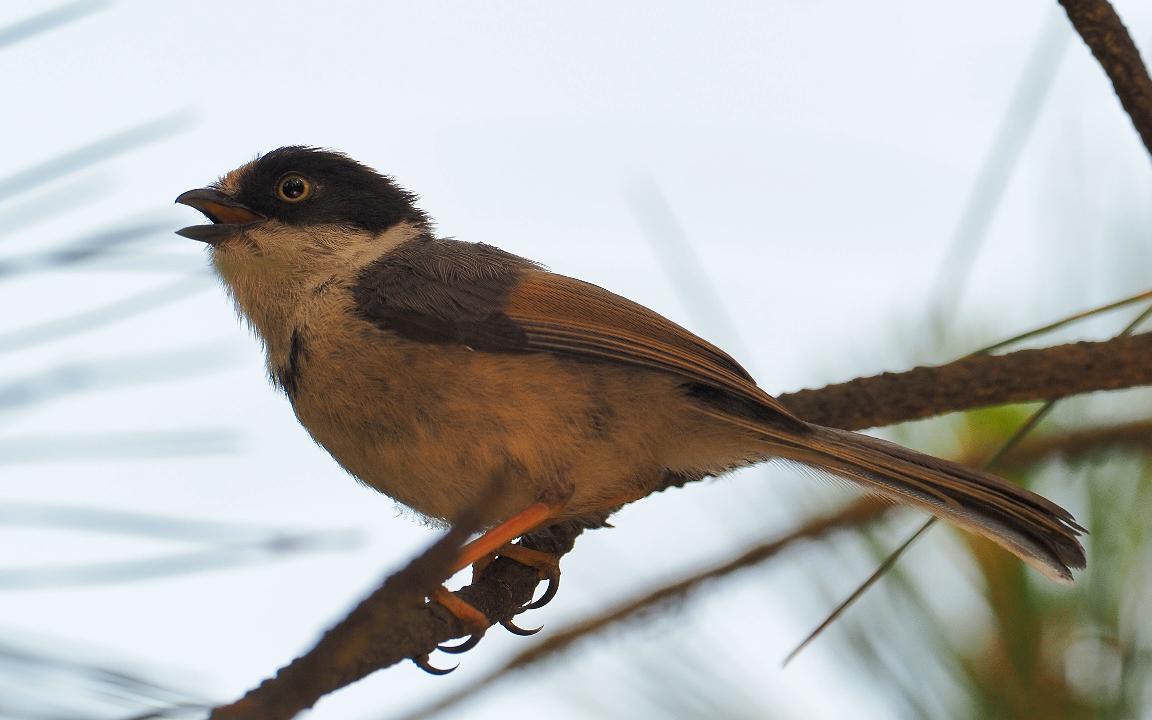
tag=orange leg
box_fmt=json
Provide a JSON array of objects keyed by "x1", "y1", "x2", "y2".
[
  {"x1": 446, "y1": 502, "x2": 561, "y2": 576},
  {"x1": 472, "y1": 543, "x2": 560, "y2": 580},
  {"x1": 430, "y1": 586, "x2": 489, "y2": 635},
  {"x1": 426, "y1": 494, "x2": 651, "y2": 670},
  {"x1": 429, "y1": 502, "x2": 565, "y2": 660}
]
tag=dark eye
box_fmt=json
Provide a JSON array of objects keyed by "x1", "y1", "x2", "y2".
[{"x1": 276, "y1": 174, "x2": 312, "y2": 202}]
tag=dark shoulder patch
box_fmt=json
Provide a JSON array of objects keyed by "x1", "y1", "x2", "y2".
[{"x1": 352, "y1": 237, "x2": 542, "y2": 351}]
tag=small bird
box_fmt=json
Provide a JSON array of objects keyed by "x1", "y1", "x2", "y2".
[{"x1": 176, "y1": 147, "x2": 1084, "y2": 648}]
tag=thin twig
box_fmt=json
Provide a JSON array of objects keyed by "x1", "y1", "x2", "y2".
[
  {"x1": 964, "y1": 418, "x2": 1152, "y2": 467},
  {"x1": 972, "y1": 288, "x2": 1152, "y2": 355}
]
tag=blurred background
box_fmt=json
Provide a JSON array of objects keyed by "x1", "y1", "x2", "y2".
[{"x1": 2, "y1": 1, "x2": 1151, "y2": 718}]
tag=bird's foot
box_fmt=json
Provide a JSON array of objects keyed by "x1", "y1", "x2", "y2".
[
  {"x1": 419, "y1": 527, "x2": 564, "y2": 671},
  {"x1": 428, "y1": 542, "x2": 561, "y2": 666},
  {"x1": 473, "y1": 543, "x2": 562, "y2": 611},
  {"x1": 431, "y1": 586, "x2": 490, "y2": 657}
]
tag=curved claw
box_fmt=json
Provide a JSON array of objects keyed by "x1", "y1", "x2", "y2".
[
  {"x1": 413, "y1": 654, "x2": 458, "y2": 675},
  {"x1": 437, "y1": 632, "x2": 484, "y2": 654},
  {"x1": 523, "y1": 573, "x2": 560, "y2": 610},
  {"x1": 501, "y1": 617, "x2": 543, "y2": 636}
]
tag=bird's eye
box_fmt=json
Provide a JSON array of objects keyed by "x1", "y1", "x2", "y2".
[{"x1": 276, "y1": 174, "x2": 312, "y2": 202}]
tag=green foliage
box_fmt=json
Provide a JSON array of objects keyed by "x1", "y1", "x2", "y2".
[{"x1": 845, "y1": 411, "x2": 1152, "y2": 720}]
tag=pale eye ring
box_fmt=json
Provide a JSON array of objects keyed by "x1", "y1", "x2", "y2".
[{"x1": 276, "y1": 174, "x2": 312, "y2": 202}]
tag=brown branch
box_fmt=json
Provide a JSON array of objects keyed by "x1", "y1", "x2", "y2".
[
  {"x1": 208, "y1": 520, "x2": 580, "y2": 720},
  {"x1": 208, "y1": 332, "x2": 1152, "y2": 719},
  {"x1": 1058, "y1": 0, "x2": 1152, "y2": 159},
  {"x1": 780, "y1": 333, "x2": 1152, "y2": 430},
  {"x1": 208, "y1": 539, "x2": 464, "y2": 720},
  {"x1": 394, "y1": 497, "x2": 890, "y2": 720},
  {"x1": 208, "y1": 480, "x2": 511, "y2": 720}
]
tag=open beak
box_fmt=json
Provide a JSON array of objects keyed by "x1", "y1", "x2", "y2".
[{"x1": 175, "y1": 188, "x2": 266, "y2": 244}]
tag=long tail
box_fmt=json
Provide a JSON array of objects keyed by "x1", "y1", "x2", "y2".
[{"x1": 747, "y1": 421, "x2": 1087, "y2": 582}]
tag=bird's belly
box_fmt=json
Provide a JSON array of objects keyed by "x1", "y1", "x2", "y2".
[{"x1": 288, "y1": 337, "x2": 674, "y2": 525}]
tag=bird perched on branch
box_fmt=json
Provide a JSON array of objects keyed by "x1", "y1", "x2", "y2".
[{"x1": 176, "y1": 146, "x2": 1085, "y2": 668}]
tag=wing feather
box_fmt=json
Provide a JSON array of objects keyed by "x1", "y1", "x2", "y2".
[
  {"x1": 505, "y1": 272, "x2": 802, "y2": 424},
  {"x1": 354, "y1": 242, "x2": 801, "y2": 427}
]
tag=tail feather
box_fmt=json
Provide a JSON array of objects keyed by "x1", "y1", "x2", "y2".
[{"x1": 691, "y1": 404, "x2": 1089, "y2": 582}]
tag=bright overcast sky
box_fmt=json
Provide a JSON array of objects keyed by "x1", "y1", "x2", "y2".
[{"x1": 2, "y1": 1, "x2": 1151, "y2": 718}]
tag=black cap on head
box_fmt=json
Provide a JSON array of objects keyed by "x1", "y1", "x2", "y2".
[{"x1": 227, "y1": 146, "x2": 429, "y2": 233}]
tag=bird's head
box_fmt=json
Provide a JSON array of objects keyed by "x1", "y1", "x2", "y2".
[
  {"x1": 176, "y1": 146, "x2": 429, "y2": 269},
  {"x1": 176, "y1": 146, "x2": 431, "y2": 334}
]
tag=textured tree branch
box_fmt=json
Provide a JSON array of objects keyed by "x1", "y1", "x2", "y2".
[
  {"x1": 781, "y1": 333, "x2": 1152, "y2": 432},
  {"x1": 208, "y1": 482, "x2": 502, "y2": 720},
  {"x1": 395, "y1": 496, "x2": 890, "y2": 720},
  {"x1": 1058, "y1": 0, "x2": 1152, "y2": 158},
  {"x1": 207, "y1": 332, "x2": 1152, "y2": 719}
]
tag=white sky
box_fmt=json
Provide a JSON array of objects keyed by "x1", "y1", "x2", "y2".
[{"x1": 2, "y1": 1, "x2": 1150, "y2": 718}]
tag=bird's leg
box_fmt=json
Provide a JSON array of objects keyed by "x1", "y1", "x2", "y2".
[
  {"x1": 447, "y1": 502, "x2": 560, "y2": 575},
  {"x1": 472, "y1": 543, "x2": 561, "y2": 609},
  {"x1": 430, "y1": 586, "x2": 489, "y2": 654},
  {"x1": 431, "y1": 502, "x2": 563, "y2": 655}
]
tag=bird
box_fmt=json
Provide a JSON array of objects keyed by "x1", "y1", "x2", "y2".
[{"x1": 176, "y1": 146, "x2": 1085, "y2": 663}]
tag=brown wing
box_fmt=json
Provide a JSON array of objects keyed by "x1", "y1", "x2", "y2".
[
  {"x1": 352, "y1": 240, "x2": 800, "y2": 425},
  {"x1": 505, "y1": 271, "x2": 803, "y2": 424}
]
